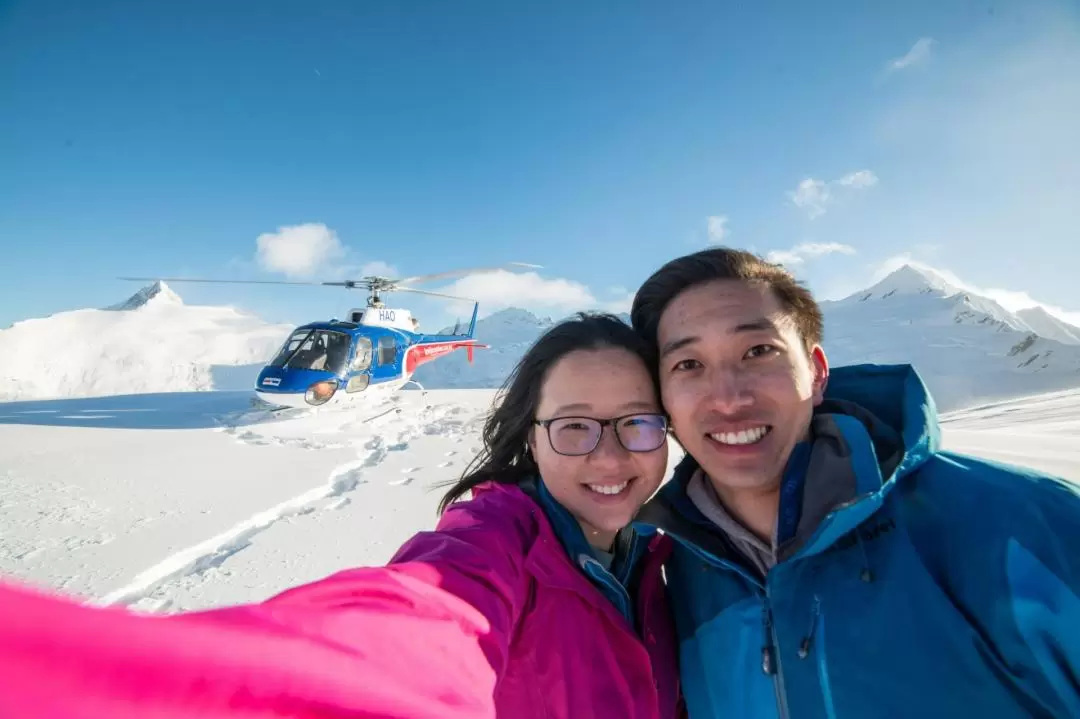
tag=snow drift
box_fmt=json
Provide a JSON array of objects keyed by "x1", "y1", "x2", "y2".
[{"x1": 0, "y1": 282, "x2": 292, "y2": 401}]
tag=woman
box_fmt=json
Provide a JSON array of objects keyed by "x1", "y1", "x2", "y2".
[{"x1": 0, "y1": 312, "x2": 681, "y2": 719}]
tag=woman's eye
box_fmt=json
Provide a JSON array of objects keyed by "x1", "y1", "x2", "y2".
[{"x1": 745, "y1": 344, "x2": 777, "y2": 359}]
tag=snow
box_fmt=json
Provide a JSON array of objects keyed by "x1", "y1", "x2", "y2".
[
  {"x1": 940, "y1": 387, "x2": 1080, "y2": 481},
  {"x1": 1017, "y1": 306, "x2": 1080, "y2": 346},
  {"x1": 0, "y1": 282, "x2": 292, "y2": 402},
  {"x1": 856, "y1": 264, "x2": 961, "y2": 300},
  {"x1": 819, "y1": 265, "x2": 1080, "y2": 411}
]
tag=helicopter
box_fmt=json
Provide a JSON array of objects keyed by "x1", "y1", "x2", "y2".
[{"x1": 119, "y1": 263, "x2": 539, "y2": 409}]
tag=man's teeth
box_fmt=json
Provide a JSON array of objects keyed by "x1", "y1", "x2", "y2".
[
  {"x1": 708, "y1": 426, "x2": 770, "y2": 446},
  {"x1": 587, "y1": 481, "x2": 629, "y2": 495}
]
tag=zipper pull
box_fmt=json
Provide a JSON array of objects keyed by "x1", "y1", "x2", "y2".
[
  {"x1": 762, "y1": 644, "x2": 777, "y2": 675},
  {"x1": 797, "y1": 595, "x2": 822, "y2": 660},
  {"x1": 761, "y1": 604, "x2": 777, "y2": 675}
]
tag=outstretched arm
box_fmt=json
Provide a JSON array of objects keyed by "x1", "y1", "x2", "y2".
[{"x1": 0, "y1": 496, "x2": 533, "y2": 719}]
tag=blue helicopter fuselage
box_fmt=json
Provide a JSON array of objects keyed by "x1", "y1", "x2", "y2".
[{"x1": 254, "y1": 304, "x2": 482, "y2": 409}]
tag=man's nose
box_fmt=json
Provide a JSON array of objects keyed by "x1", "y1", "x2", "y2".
[{"x1": 705, "y1": 366, "x2": 754, "y2": 413}]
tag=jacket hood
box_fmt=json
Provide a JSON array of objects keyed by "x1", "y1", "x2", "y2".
[{"x1": 636, "y1": 363, "x2": 942, "y2": 568}]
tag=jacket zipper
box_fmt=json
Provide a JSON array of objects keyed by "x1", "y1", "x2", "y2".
[
  {"x1": 763, "y1": 584, "x2": 791, "y2": 719},
  {"x1": 675, "y1": 540, "x2": 790, "y2": 719},
  {"x1": 580, "y1": 555, "x2": 634, "y2": 627}
]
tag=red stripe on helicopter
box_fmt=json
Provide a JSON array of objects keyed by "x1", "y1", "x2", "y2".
[{"x1": 404, "y1": 341, "x2": 484, "y2": 375}]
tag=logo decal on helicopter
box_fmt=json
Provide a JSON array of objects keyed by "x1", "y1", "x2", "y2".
[{"x1": 119, "y1": 262, "x2": 539, "y2": 409}]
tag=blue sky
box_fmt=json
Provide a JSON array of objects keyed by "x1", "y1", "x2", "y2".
[{"x1": 2, "y1": 0, "x2": 1078, "y2": 329}]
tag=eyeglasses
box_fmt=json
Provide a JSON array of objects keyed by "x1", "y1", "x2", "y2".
[{"x1": 533, "y1": 413, "x2": 669, "y2": 456}]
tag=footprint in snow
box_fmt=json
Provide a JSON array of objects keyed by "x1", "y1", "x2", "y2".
[
  {"x1": 444, "y1": 450, "x2": 457, "y2": 456},
  {"x1": 438, "y1": 460, "x2": 454, "y2": 468},
  {"x1": 389, "y1": 477, "x2": 414, "y2": 486},
  {"x1": 401, "y1": 467, "x2": 420, "y2": 473}
]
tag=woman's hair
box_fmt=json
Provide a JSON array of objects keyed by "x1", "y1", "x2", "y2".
[{"x1": 437, "y1": 311, "x2": 658, "y2": 513}]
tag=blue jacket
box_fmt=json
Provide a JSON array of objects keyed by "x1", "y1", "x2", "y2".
[
  {"x1": 522, "y1": 475, "x2": 652, "y2": 628},
  {"x1": 635, "y1": 364, "x2": 1080, "y2": 718}
]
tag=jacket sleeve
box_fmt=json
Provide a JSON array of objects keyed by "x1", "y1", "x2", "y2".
[
  {"x1": 0, "y1": 495, "x2": 535, "y2": 719},
  {"x1": 928, "y1": 453, "x2": 1080, "y2": 716},
  {"x1": 998, "y1": 468, "x2": 1080, "y2": 717}
]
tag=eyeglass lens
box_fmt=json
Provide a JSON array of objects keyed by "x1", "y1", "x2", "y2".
[{"x1": 545, "y1": 415, "x2": 667, "y2": 455}]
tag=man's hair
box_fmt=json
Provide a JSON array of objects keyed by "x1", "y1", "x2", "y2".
[{"x1": 631, "y1": 247, "x2": 824, "y2": 351}]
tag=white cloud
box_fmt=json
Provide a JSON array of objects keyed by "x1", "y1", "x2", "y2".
[
  {"x1": 602, "y1": 291, "x2": 636, "y2": 315},
  {"x1": 871, "y1": 254, "x2": 1080, "y2": 327},
  {"x1": 838, "y1": 170, "x2": 879, "y2": 189},
  {"x1": 435, "y1": 269, "x2": 597, "y2": 313},
  {"x1": 707, "y1": 215, "x2": 730, "y2": 243},
  {"x1": 255, "y1": 223, "x2": 345, "y2": 278},
  {"x1": 790, "y1": 179, "x2": 831, "y2": 219},
  {"x1": 789, "y1": 170, "x2": 878, "y2": 219},
  {"x1": 767, "y1": 242, "x2": 857, "y2": 266},
  {"x1": 887, "y1": 37, "x2": 937, "y2": 73},
  {"x1": 358, "y1": 260, "x2": 398, "y2": 278}
]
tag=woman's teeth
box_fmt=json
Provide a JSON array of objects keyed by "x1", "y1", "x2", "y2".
[
  {"x1": 587, "y1": 481, "x2": 629, "y2": 495},
  {"x1": 708, "y1": 426, "x2": 771, "y2": 446}
]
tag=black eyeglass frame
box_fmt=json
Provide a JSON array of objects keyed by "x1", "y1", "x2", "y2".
[{"x1": 532, "y1": 413, "x2": 670, "y2": 456}]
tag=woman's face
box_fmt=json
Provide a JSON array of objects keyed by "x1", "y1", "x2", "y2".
[{"x1": 529, "y1": 346, "x2": 669, "y2": 551}]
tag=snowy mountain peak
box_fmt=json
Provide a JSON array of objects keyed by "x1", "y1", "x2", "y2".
[
  {"x1": 482, "y1": 307, "x2": 551, "y2": 327},
  {"x1": 1016, "y1": 306, "x2": 1080, "y2": 346},
  {"x1": 852, "y1": 264, "x2": 960, "y2": 302},
  {"x1": 107, "y1": 281, "x2": 184, "y2": 311}
]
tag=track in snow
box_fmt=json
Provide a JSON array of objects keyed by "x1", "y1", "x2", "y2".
[{"x1": 98, "y1": 396, "x2": 483, "y2": 609}]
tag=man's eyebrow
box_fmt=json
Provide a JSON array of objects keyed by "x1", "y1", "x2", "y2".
[
  {"x1": 659, "y1": 318, "x2": 780, "y2": 359},
  {"x1": 733, "y1": 318, "x2": 779, "y2": 333},
  {"x1": 659, "y1": 336, "x2": 698, "y2": 359}
]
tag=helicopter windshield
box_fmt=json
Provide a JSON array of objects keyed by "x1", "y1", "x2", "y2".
[{"x1": 269, "y1": 329, "x2": 352, "y2": 375}]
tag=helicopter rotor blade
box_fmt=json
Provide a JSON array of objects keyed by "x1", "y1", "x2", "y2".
[
  {"x1": 393, "y1": 286, "x2": 477, "y2": 302},
  {"x1": 117, "y1": 276, "x2": 332, "y2": 286},
  {"x1": 391, "y1": 262, "x2": 542, "y2": 286}
]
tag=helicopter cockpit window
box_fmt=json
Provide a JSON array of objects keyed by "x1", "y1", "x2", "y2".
[
  {"x1": 269, "y1": 329, "x2": 351, "y2": 375},
  {"x1": 377, "y1": 336, "x2": 396, "y2": 366},
  {"x1": 351, "y1": 337, "x2": 373, "y2": 371}
]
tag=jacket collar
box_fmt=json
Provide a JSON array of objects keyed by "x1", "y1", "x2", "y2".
[
  {"x1": 635, "y1": 363, "x2": 940, "y2": 565},
  {"x1": 520, "y1": 475, "x2": 650, "y2": 626}
]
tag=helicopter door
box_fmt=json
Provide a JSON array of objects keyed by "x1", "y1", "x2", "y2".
[{"x1": 377, "y1": 336, "x2": 397, "y2": 366}]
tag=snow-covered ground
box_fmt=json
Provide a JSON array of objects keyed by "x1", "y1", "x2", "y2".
[
  {"x1": 940, "y1": 387, "x2": 1080, "y2": 481},
  {"x1": 2, "y1": 385, "x2": 1076, "y2": 613}
]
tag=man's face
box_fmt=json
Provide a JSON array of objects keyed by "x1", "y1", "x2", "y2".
[{"x1": 656, "y1": 279, "x2": 828, "y2": 495}]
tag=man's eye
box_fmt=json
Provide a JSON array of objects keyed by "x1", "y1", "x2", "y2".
[
  {"x1": 672, "y1": 358, "x2": 702, "y2": 372},
  {"x1": 745, "y1": 344, "x2": 777, "y2": 359}
]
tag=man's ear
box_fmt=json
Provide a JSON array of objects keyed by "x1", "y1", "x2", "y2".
[
  {"x1": 526, "y1": 425, "x2": 537, "y2": 456},
  {"x1": 810, "y1": 345, "x2": 829, "y2": 406}
]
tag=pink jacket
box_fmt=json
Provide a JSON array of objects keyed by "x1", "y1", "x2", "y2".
[{"x1": 0, "y1": 481, "x2": 682, "y2": 718}]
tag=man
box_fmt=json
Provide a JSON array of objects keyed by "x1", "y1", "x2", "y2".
[{"x1": 630, "y1": 247, "x2": 1080, "y2": 718}]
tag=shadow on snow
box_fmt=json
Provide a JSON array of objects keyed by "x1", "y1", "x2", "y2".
[{"x1": 0, "y1": 391, "x2": 285, "y2": 430}]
